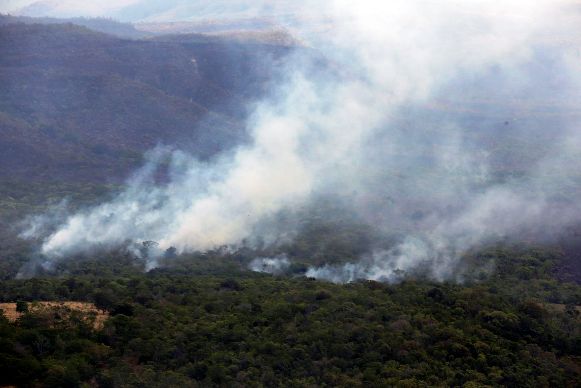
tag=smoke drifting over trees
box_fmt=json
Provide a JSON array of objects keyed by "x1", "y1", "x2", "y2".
[{"x1": 22, "y1": 1, "x2": 581, "y2": 282}]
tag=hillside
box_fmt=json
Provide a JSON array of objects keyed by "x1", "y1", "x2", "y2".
[
  {"x1": 0, "y1": 22, "x2": 293, "y2": 183},
  {"x1": 0, "y1": 14, "x2": 146, "y2": 38}
]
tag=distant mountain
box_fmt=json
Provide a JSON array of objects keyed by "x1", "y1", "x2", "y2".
[
  {"x1": 150, "y1": 29, "x2": 301, "y2": 47},
  {"x1": 0, "y1": 22, "x2": 295, "y2": 182},
  {"x1": 0, "y1": 13, "x2": 146, "y2": 38},
  {"x1": 113, "y1": 0, "x2": 282, "y2": 23},
  {"x1": 135, "y1": 18, "x2": 280, "y2": 35},
  {"x1": 0, "y1": 13, "x2": 304, "y2": 46}
]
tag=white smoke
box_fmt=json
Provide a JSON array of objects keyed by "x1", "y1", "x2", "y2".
[
  {"x1": 248, "y1": 255, "x2": 291, "y2": 275},
  {"x1": 22, "y1": 1, "x2": 581, "y2": 281}
]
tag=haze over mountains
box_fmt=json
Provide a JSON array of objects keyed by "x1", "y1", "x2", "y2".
[
  {"x1": 0, "y1": 15, "x2": 295, "y2": 182},
  {"x1": 1, "y1": 9, "x2": 580, "y2": 185}
]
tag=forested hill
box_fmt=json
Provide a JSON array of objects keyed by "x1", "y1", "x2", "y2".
[
  {"x1": 0, "y1": 14, "x2": 145, "y2": 38},
  {"x1": 0, "y1": 245, "x2": 579, "y2": 387},
  {"x1": 0, "y1": 21, "x2": 294, "y2": 183}
]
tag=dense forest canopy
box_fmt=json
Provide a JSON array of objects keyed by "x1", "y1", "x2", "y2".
[{"x1": 0, "y1": 244, "x2": 580, "y2": 387}]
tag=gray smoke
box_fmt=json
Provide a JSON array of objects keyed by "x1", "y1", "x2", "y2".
[{"x1": 22, "y1": 1, "x2": 581, "y2": 282}]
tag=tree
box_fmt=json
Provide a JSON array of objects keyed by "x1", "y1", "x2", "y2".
[
  {"x1": 93, "y1": 290, "x2": 117, "y2": 312},
  {"x1": 16, "y1": 300, "x2": 28, "y2": 313}
]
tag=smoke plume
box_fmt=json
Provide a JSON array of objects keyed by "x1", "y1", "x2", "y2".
[
  {"x1": 22, "y1": 1, "x2": 581, "y2": 282},
  {"x1": 249, "y1": 255, "x2": 291, "y2": 275}
]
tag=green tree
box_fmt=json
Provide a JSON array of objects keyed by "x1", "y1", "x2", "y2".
[{"x1": 16, "y1": 300, "x2": 28, "y2": 313}]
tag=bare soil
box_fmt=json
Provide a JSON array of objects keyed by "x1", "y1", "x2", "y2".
[{"x1": 0, "y1": 301, "x2": 108, "y2": 329}]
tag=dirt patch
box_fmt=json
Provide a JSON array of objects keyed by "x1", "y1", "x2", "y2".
[
  {"x1": 544, "y1": 303, "x2": 581, "y2": 314},
  {"x1": 0, "y1": 301, "x2": 108, "y2": 329},
  {"x1": 542, "y1": 303, "x2": 581, "y2": 324}
]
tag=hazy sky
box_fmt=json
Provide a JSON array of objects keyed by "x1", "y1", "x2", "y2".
[
  {"x1": 4, "y1": 1, "x2": 581, "y2": 18},
  {"x1": 2, "y1": 0, "x2": 139, "y2": 18},
  {"x1": 1, "y1": 0, "x2": 307, "y2": 22}
]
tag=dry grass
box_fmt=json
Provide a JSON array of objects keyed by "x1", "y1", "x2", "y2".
[
  {"x1": 0, "y1": 301, "x2": 108, "y2": 329},
  {"x1": 544, "y1": 303, "x2": 581, "y2": 314}
]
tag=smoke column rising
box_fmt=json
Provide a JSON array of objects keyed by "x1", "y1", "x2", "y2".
[{"x1": 23, "y1": 1, "x2": 581, "y2": 281}]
